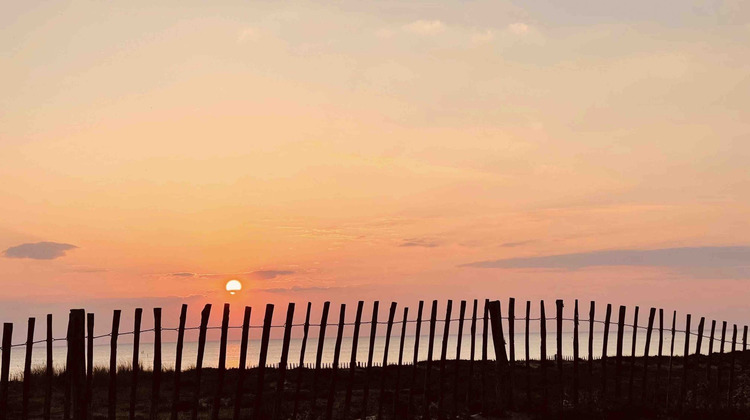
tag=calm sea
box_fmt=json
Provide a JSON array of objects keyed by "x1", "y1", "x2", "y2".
[{"x1": 4, "y1": 329, "x2": 709, "y2": 377}]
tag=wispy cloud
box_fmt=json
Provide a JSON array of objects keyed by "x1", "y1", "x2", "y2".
[
  {"x1": 507, "y1": 22, "x2": 530, "y2": 35},
  {"x1": 3, "y1": 242, "x2": 78, "y2": 260},
  {"x1": 237, "y1": 27, "x2": 259, "y2": 43},
  {"x1": 169, "y1": 272, "x2": 197, "y2": 277},
  {"x1": 403, "y1": 20, "x2": 445, "y2": 36},
  {"x1": 461, "y1": 246, "x2": 750, "y2": 279},
  {"x1": 399, "y1": 238, "x2": 440, "y2": 248},
  {"x1": 249, "y1": 270, "x2": 295, "y2": 280}
]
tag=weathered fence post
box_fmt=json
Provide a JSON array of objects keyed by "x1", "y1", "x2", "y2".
[
  {"x1": 191, "y1": 304, "x2": 211, "y2": 420},
  {"x1": 21, "y1": 317, "x2": 36, "y2": 420},
  {"x1": 573, "y1": 299, "x2": 579, "y2": 406},
  {"x1": 642, "y1": 308, "x2": 656, "y2": 402},
  {"x1": 130, "y1": 308, "x2": 142, "y2": 420},
  {"x1": 395, "y1": 306, "x2": 409, "y2": 415},
  {"x1": 310, "y1": 301, "x2": 330, "y2": 417},
  {"x1": 274, "y1": 302, "x2": 295, "y2": 420},
  {"x1": 437, "y1": 300, "x2": 452, "y2": 418},
  {"x1": 666, "y1": 311, "x2": 677, "y2": 409},
  {"x1": 488, "y1": 300, "x2": 509, "y2": 413},
  {"x1": 655, "y1": 309, "x2": 664, "y2": 403},
  {"x1": 525, "y1": 300, "x2": 531, "y2": 405},
  {"x1": 693, "y1": 317, "x2": 705, "y2": 404},
  {"x1": 210, "y1": 304, "x2": 229, "y2": 420},
  {"x1": 481, "y1": 300, "x2": 489, "y2": 413},
  {"x1": 86, "y1": 314, "x2": 94, "y2": 420},
  {"x1": 325, "y1": 304, "x2": 346, "y2": 420},
  {"x1": 108, "y1": 309, "x2": 121, "y2": 420},
  {"x1": 743, "y1": 325, "x2": 748, "y2": 369},
  {"x1": 615, "y1": 305, "x2": 626, "y2": 400},
  {"x1": 424, "y1": 300, "x2": 438, "y2": 418},
  {"x1": 0, "y1": 323, "x2": 11, "y2": 420},
  {"x1": 171, "y1": 304, "x2": 188, "y2": 420},
  {"x1": 540, "y1": 300, "x2": 548, "y2": 410},
  {"x1": 601, "y1": 304, "x2": 612, "y2": 397},
  {"x1": 716, "y1": 321, "x2": 727, "y2": 410},
  {"x1": 587, "y1": 301, "x2": 595, "y2": 404},
  {"x1": 555, "y1": 299, "x2": 564, "y2": 409},
  {"x1": 44, "y1": 314, "x2": 53, "y2": 420},
  {"x1": 253, "y1": 303, "x2": 275, "y2": 419},
  {"x1": 453, "y1": 300, "x2": 466, "y2": 416},
  {"x1": 343, "y1": 301, "x2": 364, "y2": 417},
  {"x1": 292, "y1": 302, "x2": 312, "y2": 418},
  {"x1": 379, "y1": 302, "x2": 398, "y2": 419},
  {"x1": 707, "y1": 320, "x2": 716, "y2": 383},
  {"x1": 363, "y1": 301, "x2": 380, "y2": 418},
  {"x1": 151, "y1": 307, "x2": 163, "y2": 420},
  {"x1": 468, "y1": 300, "x2": 477, "y2": 408},
  {"x1": 68, "y1": 310, "x2": 86, "y2": 420},
  {"x1": 679, "y1": 314, "x2": 690, "y2": 411},
  {"x1": 507, "y1": 298, "x2": 515, "y2": 409},
  {"x1": 628, "y1": 306, "x2": 639, "y2": 404},
  {"x1": 233, "y1": 306, "x2": 252, "y2": 420},
  {"x1": 728, "y1": 324, "x2": 737, "y2": 408},
  {"x1": 408, "y1": 301, "x2": 424, "y2": 417}
]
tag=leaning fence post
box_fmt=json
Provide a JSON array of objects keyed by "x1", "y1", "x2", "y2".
[
  {"x1": 587, "y1": 301, "x2": 595, "y2": 404},
  {"x1": 233, "y1": 306, "x2": 252, "y2": 420},
  {"x1": 728, "y1": 324, "x2": 737, "y2": 408},
  {"x1": 151, "y1": 308, "x2": 163, "y2": 420},
  {"x1": 666, "y1": 311, "x2": 677, "y2": 410},
  {"x1": 507, "y1": 298, "x2": 515, "y2": 409},
  {"x1": 325, "y1": 304, "x2": 346, "y2": 420},
  {"x1": 601, "y1": 304, "x2": 612, "y2": 398},
  {"x1": 108, "y1": 309, "x2": 121, "y2": 420},
  {"x1": 615, "y1": 305, "x2": 626, "y2": 400},
  {"x1": 707, "y1": 320, "x2": 716, "y2": 383},
  {"x1": 395, "y1": 306, "x2": 409, "y2": 416},
  {"x1": 481, "y1": 300, "x2": 489, "y2": 414},
  {"x1": 407, "y1": 301, "x2": 424, "y2": 417},
  {"x1": 364, "y1": 301, "x2": 380, "y2": 418},
  {"x1": 129, "y1": 308, "x2": 143, "y2": 420},
  {"x1": 1, "y1": 323, "x2": 13, "y2": 420},
  {"x1": 273, "y1": 303, "x2": 295, "y2": 420},
  {"x1": 44, "y1": 314, "x2": 53, "y2": 420},
  {"x1": 191, "y1": 304, "x2": 212, "y2": 420},
  {"x1": 210, "y1": 304, "x2": 229, "y2": 420},
  {"x1": 628, "y1": 306, "x2": 639, "y2": 404},
  {"x1": 716, "y1": 321, "x2": 727, "y2": 410},
  {"x1": 693, "y1": 317, "x2": 705, "y2": 404},
  {"x1": 379, "y1": 302, "x2": 398, "y2": 419},
  {"x1": 310, "y1": 301, "x2": 330, "y2": 417},
  {"x1": 540, "y1": 300, "x2": 548, "y2": 410},
  {"x1": 253, "y1": 304, "x2": 275, "y2": 419},
  {"x1": 488, "y1": 300, "x2": 509, "y2": 413},
  {"x1": 424, "y1": 300, "x2": 438, "y2": 418},
  {"x1": 467, "y1": 300, "x2": 477, "y2": 408},
  {"x1": 437, "y1": 300, "x2": 453, "y2": 418},
  {"x1": 171, "y1": 304, "x2": 188, "y2": 420},
  {"x1": 292, "y1": 302, "x2": 312, "y2": 418},
  {"x1": 679, "y1": 314, "x2": 690, "y2": 411},
  {"x1": 573, "y1": 299, "x2": 579, "y2": 406},
  {"x1": 343, "y1": 301, "x2": 364, "y2": 417},
  {"x1": 453, "y1": 300, "x2": 467, "y2": 416},
  {"x1": 642, "y1": 308, "x2": 656, "y2": 402},
  {"x1": 21, "y1": 317, "x2": 36, "y2": 420},
  {"x1": 655, "y1": 309, "x2": 664, "y2": 403}
]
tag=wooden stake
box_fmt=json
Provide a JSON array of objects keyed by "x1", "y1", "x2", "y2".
[
  {"x1": 395, "y1": 306, "x2": 409, "y2": 415},
  {"x1": 642, "y1": 308, "x2": 656, "y2": 402},
  {"x1": 407, "y1": 301, "x2": 424, "y2": 418},
  {"x1": 453, "y1": 300, "x2": 466, "y2": 416},
  {"x1": 540, "y1": 300, "x2": 548, "y2": 409},
  {"x1": 425, "y1": 300, "x2": 438, "y2": 418},
  {"x1": 379, "y1": 302, "x2": 398, "y2": 419},
  {"x1": 233, "y1": 306, "x2": 252, "y2": 420},
  {"x1": 666, "y1": 311, "x2": 677, "y2": 409},
  {"x1": 21, "y1": 317, "x2": 36, "y2": 420},
  {"x1": 44, "y1": 314, "x2": 53, "y2": 420},
  {"x1": 253, "y1": 304, "x2": 275, "y2": 419},
  {"x1": 615, "y1": 305, "x2": 626, "y2": 399},
  {"x1": 292, "y1": 302, "x2": 312, "y2": 418},
  {"x1": 130, "y1": 308, "x2": 143, "y2": 420},
  {"x1": 601, "y1": 304, "x2": 612, "y2": 397},
  {"x1": 273, "y1": 303, "x2": 295, "y2": 420},
  {"x1": 150, "y1": 308, "x2": 162, "y2": 420},
  {"x1": 190, "y1": 304, "x2": 211, "y2": 420},
  {"x1": 108, "y1": 310, "x2": 121, "y2": 420},
  {"x1": 343, "y1": 301, "x2": 364, "y2": 417},
  {"x1": 573, "y1": 300, "x2": 579, "y2": 406},
  {"x1": 363, "y1": 301, "x2": 379, "y2": 418},
  {"x1": 628, "y1": 306, "x2": 639, "y2": 404},
  {"x1": 210, "y1": 304, "x2": 229, "y2": 420},
  {"x1": 437, "y1": 300, "x2": 453, "y2": 417},
  {"x1": 171, "y1": 304, "x2": 188, "y2": 420},
  {"x1": 325, "y1": 304, "x2": 346, "y2": 420}
]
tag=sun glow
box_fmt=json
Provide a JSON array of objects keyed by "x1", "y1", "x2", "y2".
[{"x1": 225, "y1": 279, "x2": 242, "y2": 295}]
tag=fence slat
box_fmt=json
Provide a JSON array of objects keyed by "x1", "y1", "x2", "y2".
[
  {"x1": 253, "y1": 303, "x2": 275, "y2": 419},
  {"x1": 210, "y1": 304, "x2": 229, "y2": 420},
  {"x1": 292, "y1": 302, "x2": 312, "y2": 418},
  {"x1": 21, "y1": 317, "x2": 36, "y2": 420},
  {"x1": 615, "y1": 305, "x2": 626, "y2": 399},
  {"x1": 467, "y1": 299, "x2": 477, "y2": 408},
  {"x1": 363, "y1": 301, "x2": 379, "y2": 418},
  {"x1": 150, "y1": 308, "x2": 163, "y2": 420},
  {"x1": 343, "y1": 301, "x2": 364, "y2": 417},
  {"x1": 108, "y1": 310, "x2": 121, "y2": 420},
  {"x1": 525, "y1": 300, "x2": 531, "y2": 405},
  {"x1": 191, "y1": 304, "x2": 212, "y2": 420},
  {"x1": 666, "y1": 310, "x2": 677, "y2": 409},
  {"x1": 0, "y1": 323, "x2": 11, "y2": 420},
  {"x1": 707, "y1": 320, "x2": 716, "y2": 383},
  {"x1": 642, "y1": 308, "x2": 656, "y2": 402},
  {"x1": 310, "y1": 301, "x2": 330, "y2": 417},
  {"x1": 379, "y1": 302, "x2": 398, "y2": 419},
  {"x1": 233, "y1": 306, "x2": 252, "y2": 420},
  {"x1": 693, "y1": 317, "x2": 705, "y2": 403},
  {"x1": 171, "y1": 304, "x2": 188, "y2": 420},
  {"x1": 540, "y1": 300, "x2": 547, "y2": 409},
  {"x1": 86, "y1": 314, "x2": 94, "y2": 420},
  {"x1": 488, "y1": 300, "x2": 509, "y2": 413},
  {"x1": 507, "y1": 298, "x2": 515, "y2": 409},
  {"x1": 628, "y1": 306, "x2": 639, "y2": 404},
  {"x1": 325, "y1": 304, "x2": 346, "y2": 420},
  {"x1": 743, "y1": 325, "x2": 748, "y2": 369},
  {"x1": 601, "y1": 304, "x2": 612, "y2": 397},
  {"x1": 395, "y1": 306, "x2": 409, "y2": 415},
  {"x1": 655, "y1": 309, "x2": 664, "y2": 403},
  {"x1": 64, "y1": 319, "x2": 72, "y2": 420},
  {"x1": 573, "y1": 299, "x2": 579, "y2": 406},
  {"x1": 70, "y1": 310, "x2": 86, "y2": 420},
  {"x1": 44, "y1": 314, "x2": 53, "y2": 420},
  {"x1": 678, "y1": 314, "x2": 690, "y2": 411},
  {"x1": 453, "y1": 300, "x2": 467, "y2": 416},
  {"x1": 587, "y1": 301, "x2": 595, "y2": 404},
  {"x1": 728, "y1": 324, "x2": 737, "y2": 408},
  {"x1": 716, "y1": 321, "x2": 727, "y2": 410},
  {"x1": 408, "y1": 301, "x2": 424, "y2": 418},
  {"x1": 555, "y1": 299, "x2": 564, "y2": 409},
  {"x1": 437, "y1": 300, "x2": 453, "y2": 418},
  {"x1": 130, "y1": 308, "x2": 143, "y2": 420},
  {"x1": 273, "y1": 303, "x2": 295, "y2": 419},
  {"x1": 424, "y1": 300, "x2": 438, "y2": 418}
]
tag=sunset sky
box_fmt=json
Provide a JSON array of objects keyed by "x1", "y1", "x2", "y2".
[{"x1": 2, "y1": 1, "x2": 749, "y2": 333}]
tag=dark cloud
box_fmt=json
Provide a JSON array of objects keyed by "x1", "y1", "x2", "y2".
[
  {"x1": 250, "y1": 270, "x2": 295, "y2": 280},
  {"x1": 3, "y1": 242, "x2": 78, "y2": 260},
  {"x1": 461, "y1": 246, "x2": 750, "y2": 278},
  {"x1": 170, "y1": 272, "x2": 197, "y2": 277},
  {"x1": 263, "y1": 285, "x2": 342, "y2": 293},
  {"x1": 498, "y1": 240, "x2": 534, "y2": 248},
  {"x1": 399, "y1": 238, "x2": 439, "y2": 248}
]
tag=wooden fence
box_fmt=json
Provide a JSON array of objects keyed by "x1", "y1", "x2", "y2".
[{"x1": 0, "y1": 298, "x2": 749, "y2": 419}]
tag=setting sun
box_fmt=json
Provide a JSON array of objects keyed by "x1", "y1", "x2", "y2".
[{"x1": 225, "y1": 279, "x2": 242, "y2": 295}]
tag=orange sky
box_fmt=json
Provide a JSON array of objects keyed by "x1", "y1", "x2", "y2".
[{"x1": 2, "y1": 1, "x2": 750, "y2": 333}]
